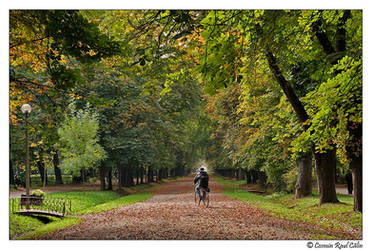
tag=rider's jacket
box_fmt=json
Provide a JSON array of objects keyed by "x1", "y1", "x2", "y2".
[{"x1": 193, "y1": 171, "x2": 209, "y2": 188}]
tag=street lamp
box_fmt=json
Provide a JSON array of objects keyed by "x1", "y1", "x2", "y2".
[{"x1": 21, "y1": 104, "x2": 31, "y2": 209}]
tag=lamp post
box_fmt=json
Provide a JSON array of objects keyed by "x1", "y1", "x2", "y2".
[{"x1": 21, "y1": 103, "x2": 32, "y2": 209}]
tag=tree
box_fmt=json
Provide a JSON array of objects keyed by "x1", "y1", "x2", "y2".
[
  {"x1": 57, "y1": 103, "x2": 107, "y2": 180},
  {"x1": 10, "y1": 10, "x2": 121, "y2": 186},
  {"x1": 197, "y1": 10, "x2": 362, "y2": 207}
]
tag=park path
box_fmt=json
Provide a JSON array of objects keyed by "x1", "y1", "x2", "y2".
[{"x1": 38, "y1": 176, "x2": 346, "y2": 240}]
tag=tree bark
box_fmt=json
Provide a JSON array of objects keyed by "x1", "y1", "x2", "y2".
[
  {"x1": 147, "y1": 166, "x2": 150, "y2": 183},
  {"x1": 246, "y1": 170, "x2": 252, "y2": 184},
  {"x1": 136, "y1": 168, "x2": 140, "y2": 185},
  {"x1": 99, "y1": 165, "x2": 106, "y2": 191},
  {"x1": 164, "y1": 168, "x2": 168, "y2": 178},
  {"x1": 118, "y1": 163, "x2": 122, "y2": 190},
  {"x1": 148, "y1": 166, "x2": 154, "y2": 183},
  {"x1": 124, "y1": 166, "x2": 134, "y2": 187},
  {"x1": 122, "y1": 166, "x2": 128, "y2": 187},
  {"x1": 89, "y1": 167, "x2": 95, "y2": 178},
  {"x1": 314, "y1": 148, "x2": 339, "y2": 203},
  {"x1": 140, "y1": 167, "x2": 144, "y2": 184},
  {"x1": 53, "y1": 152, "x2": 63, "y2": 184},
  {"x1": 351, "y1": 159, "x2": 362, "y2": 212},
  {"x1": 347, "y1": 121, "x2": 362, "y2": 212},
  {"x1": 10, "y1": 159, "x2": 15, "y2": 185},
  {"x1": 251, "y1": 170, "x2": 258, "y2": 184},
  {"x1": 37, "y1": 160, "x2": 47, "y2": 185},
  {"x1": 107, "y1": 167, "x2": 113, "y2": 190},
  {"x1": 158, "y1": 169, "x2": 162, "y2": 181},
  {"x1": 258, "y1": 171, "x2": 267, "y2": 188},
  {"x1": 129, "y1": 167, "x2": 134, "y2": 186},
  {"x1": 295, "y1": 154, "x2": 313, "y2": 198},
  {"x1": 81, "y1": 169, "x2": 86, "y2": 183}
]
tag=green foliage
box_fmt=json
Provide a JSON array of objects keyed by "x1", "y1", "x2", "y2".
[
  {"x1": 58, "y1": 104, "x2": 107, "y2": 175},
  {"x1": 282, "y1": 168, "x2": 298, "y2": 193},
  {"x1": 9, "y1": 10, "x2": 362, "y2": 209},
  {"x1": 292, "y1": 56, "x2": 362, "y2": 164},
  {"x1": 198, "y1": 9, "x2": 362, "y2": 194},
  {"x1": 31, "y1": 189, "x2": 46, "y2": 197}
]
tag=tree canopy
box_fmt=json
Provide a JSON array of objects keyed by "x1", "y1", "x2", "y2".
[{"x1": 9, "y1": 9, "x2": 362, "y2": 212}]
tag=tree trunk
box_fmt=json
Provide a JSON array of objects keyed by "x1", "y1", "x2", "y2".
[
  {"x1": 10, "y1": 159, "x2": 15, "y2": 185},
  {"x1": 118, "y1": 164, "x2": 122, "y2": 190},
  {"x1": 122, "y1": 166, "x2": 128, "y2": 187},
  {"x1": 251, "y1": 170, "x2": 258, "y2": 184},
  {"x1": 148, "y1": 166, "x2": 153, "y2": 183},
  {"x1": 140, "y1": 167, "x2": 144, "y2": 184},
  {"x1": 136, "y1": 169, "x2": 140, "y2": 185},
  {"x1": 37, "y1": 160, "x2": 47, "y2": 185},
  {"x1": 81, "y1": 169, "x2": 86, "y2": 183},
  {"x1": 347, "y1": 121, "x2": 362, "y2": 212},
  {"x1": 265, "y1": 48, "x2": 338, "y2": 204},
  {"x1": 258, "y1": 171, "x2": 267, "y2": 188},
  {"x1": 89, "y1": 167, "x2": 94, "y2": 178},
  {"x1": 245, "y1": 170, "x2": 251, "y2": 184},
  {"x1": 129, "y1": 167, "x2": 134, "y2": 186},
  {"x1": 164, "y1": 168, "x2": 168, "y2": 179},
  {"x1": 295, "y1": 154, "x2": 313, "y2": 198},
  {"x1": 107, "y1": 167, "x2": 113, "y2": 190},
  {"x1": 53, "y1": 152, "x2": 63, "y2": 184},
  {"x1": 99, "y1": 166, "x2": 105, "y2": 191},
  {"x1": 123, "y1": 166, "x2": 134, "y2": 187},
  {"x1": 351, "y1": 158, "x2": 362, "y2": 212},
  {"x1": 314, "y1": 148, "x2": 339, "y2": 204},
  {"x1": 158, "y1": 169, "x2": 162, "y2": 181}
]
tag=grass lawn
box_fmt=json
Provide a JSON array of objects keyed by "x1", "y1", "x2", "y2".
[
  {"x1": 9, "y1": 213, "x2": 46, "y2": 239},
  {"x1": 10, "y1": 182, "x2": 158, "y2": 239},
  {"x1": 215, "y1": 176, "x2": 362, "y2": 239}
]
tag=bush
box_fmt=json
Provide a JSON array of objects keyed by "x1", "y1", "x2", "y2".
[
  {"x1": 31, "y1": 189, "x2": 46, "y2": 197},
  {"x1": 283, "y1": 166, "x2": 318, "y2": 193},
  {"x1": 283, "y1": 168, "x2": 297, "y2": 193},
  {"x1": 263, "y1": 164, "x2": 288, "y2": 192},
  {"x1": 88, "y1": 177, "x2": 99, "y2": 183}
]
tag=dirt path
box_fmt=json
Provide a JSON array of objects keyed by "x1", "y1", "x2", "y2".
[{"x1": 39, "y1": 176, "x2": 341, "y2": 240}]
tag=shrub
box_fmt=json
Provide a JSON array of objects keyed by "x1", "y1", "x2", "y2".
[
  {"x1": 283, "y1": 167, "x2": 297, "y2": 193},
  {"x1": 283, "y1": 166, "x2": 318, "y2": 193},
  {"x1": 88, "y1": 177, "x2": 99, "y2": 183},
  {"x1": 31, "y1": 189, "x2": 46, "y2": 197}
]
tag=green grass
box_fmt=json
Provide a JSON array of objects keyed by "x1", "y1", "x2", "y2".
[
  {"x1": 47, "y1": 191, "x2": 121, "y2": 214},
  {"x1": 215, "y1": 176, "x2": 246, "y2": 186},
  {"x1": 9, "y1": 213, "x2": 45, "y2": 239},
  {"x1": 18, "y1": 216, "x2": 82, "y2": 240},
  {"x1": 10, "y1": 182, "x2": 157, "y2": 239},
  {"x1": 216, "y1": 176, "x2": 362, "y2": 239}
]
